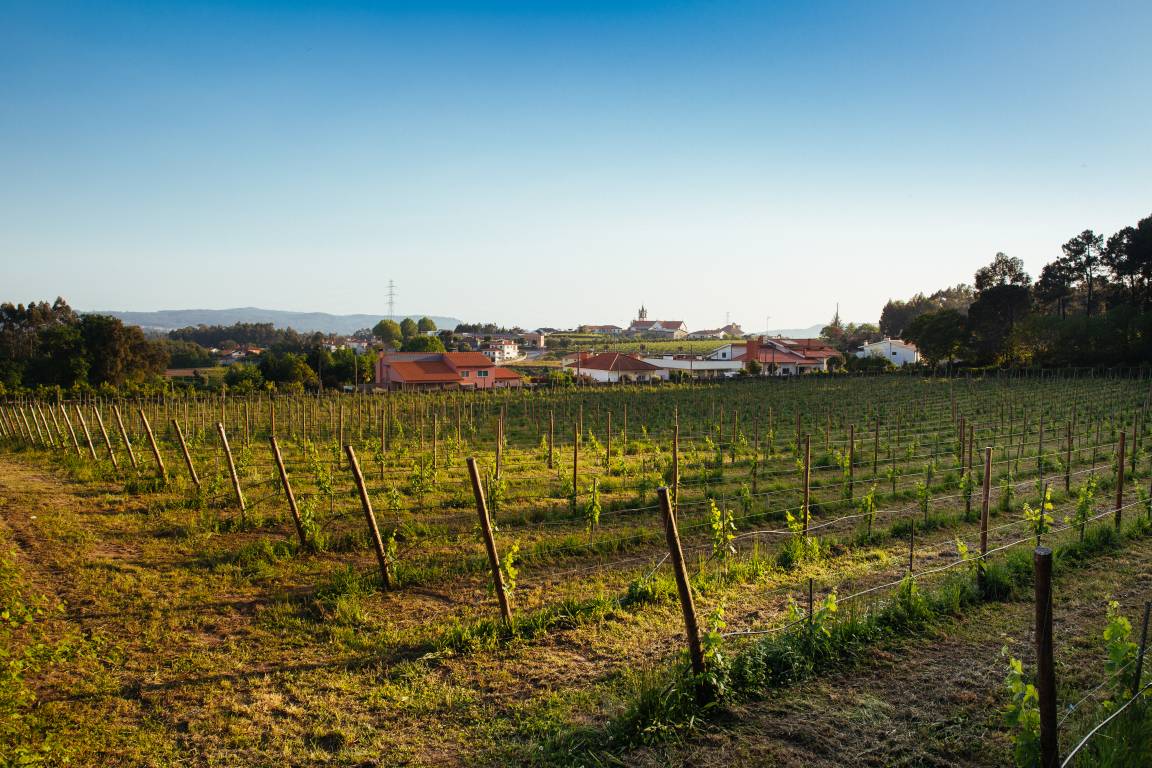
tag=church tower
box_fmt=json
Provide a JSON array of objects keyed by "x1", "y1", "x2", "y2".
[{"x1": 638, "y1": 304, "x2": 648, "y2": 321}]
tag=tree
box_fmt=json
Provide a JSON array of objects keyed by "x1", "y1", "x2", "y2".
[
  {"x1": 969, "y1": 253, "x2": 1032, "y2": 364},
  {"x1": 372, "y1": 319, "x2": 403, "y2": 348},
  {"x1": 417, "y1": 316, "x2": 437, "y2": 333},
  {"x1": 1061, "y1": 230, "x2": 1107, "y2": 316},
  {"x1": 1105, "y1": 214, "x2": 1152, "y2": 310},
  {"x1": 975, "y1": 252, "x2": 1031, "y2": 292},
  {"x1": 223, "y1": 363, "x2": 264, "y2": 393},
  {"x1": 904, "y1": 310, "x2": 968, "y2": 367},
  {"x1": 164, "y1": 339, "x2": 214, "y2": 368},
  {"x1": 258, "y1": 352, "x2": 318, "y2": 390},
  {"x1": 1034, "y1": 259, "x2": 1075, "y2": 320},
  {"x1": 400, "y1": 335, "x2": 446, "y2": 353},
  {"x1": 400, "y1": 317, "x2": 419, "y2": 340}
]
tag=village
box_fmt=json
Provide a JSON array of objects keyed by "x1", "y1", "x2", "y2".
[{"x1": 371, "y1": 305, "x2": 921, "y2": 391}]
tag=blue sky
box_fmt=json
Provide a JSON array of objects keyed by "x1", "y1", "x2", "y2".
[{"x1": 2, "y1": 0, "x2": 1150, "y2": 330}]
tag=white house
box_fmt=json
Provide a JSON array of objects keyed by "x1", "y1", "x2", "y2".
[
  {"x1": 564, "y1": 352, "x2": 670, "y2": 383},
  {"x1": 640, "y1": 355, "x2": 742, "y2": 378},
  {"x1": 856, "y1": 338, "x2": 920, "y2": 366},
  {"x1": 480, "y1": 339, "x2": 520, "y2": 363}
]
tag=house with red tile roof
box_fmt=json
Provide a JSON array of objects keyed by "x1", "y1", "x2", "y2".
[
  {"x1": 732, "y1": 337, "x2": 842, "y2": 374},
  {"x1": 563, "y1": 352, "x2": 670, "y2": 383},
  {"x1": 375, "y1": 351, "x2": 524, "y2": 391}
]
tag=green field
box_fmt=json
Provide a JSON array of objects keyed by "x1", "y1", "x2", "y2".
[{"x1": 2, "y1": 375, "x2": 1151, "y2": 766}]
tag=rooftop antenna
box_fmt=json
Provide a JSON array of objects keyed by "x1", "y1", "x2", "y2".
[{"x1": 387, "y1": 280, "x2": 397, "y2": 321}]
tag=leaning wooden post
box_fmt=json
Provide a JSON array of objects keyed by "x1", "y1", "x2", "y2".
[
  {"x1": 60, "y1": 404, "x2": 81, "y2": 456},
  {"x1": 270, "y1": 437, "x2": 309, "y2": 549},
  {"x1": 432, "y1": 412, "x2": 438, "y2": 470},
  {"x1": 346, "y1": 445, "x2": 392, "y2": 590},
  {"x1": 1034, "y1": 546, "x2": 1059, "y2": 768},
  {"x1": 1116, "y1": 430, "x2": 1127, "y2": 532},
  {"x1": 113, "y1": 405, "x2": 138, "y2": 469},
  {"x1": 980, "y1": 446, "x2": 992, "y2": 559},
  {"x1": 802, "y1": 434, "x2": 812, "y2": 538},
  {"x1": 171, "y1": 419, "x2": 200, "y2": 487},
  {"x1": 139, "y1": 409, "x2": 166, "y2": 479},
  {"x1": 217, "y1": 423, "x2": 246, "y2": 517},
  {"x1": 657, "y1": 486, "x2": 706, "y2": 694},
  {"x1": 93, "y1": 406, "x2": 118, "y2": 469},
  {"x1": 74, "y1": 405, "x2": 98, "y2": 460},
  {"x1": 466, "y1": 457, "x2": 511, "y2": 624}
]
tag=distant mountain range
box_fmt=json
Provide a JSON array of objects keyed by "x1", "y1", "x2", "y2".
[
  {"x1": 756, "y1": 324, "x2": 826, "y2": 338},
  {"x1": 98, "y1": 307, "x2": 462, "y2": 335}
]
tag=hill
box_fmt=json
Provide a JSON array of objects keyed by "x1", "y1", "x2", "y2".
[{"x1": 95, "y1": 307, "x2": 462, "y2": 335}]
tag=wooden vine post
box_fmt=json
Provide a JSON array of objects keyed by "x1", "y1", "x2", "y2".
[
  {"x1": 548, "y1": 409, "x2": 555, "y2": 470},
  {"x1": 802, "y1": 434, "x2": 812, "y2": 538},
  {"x1": 1116, "y1": 430, "x2": 1126, "y2": 532},
  {"x1": 93, "y1": 406, "x2": 118, "y2": 468},
  {"x1": 74, "y1": 405, "x2": 98, "y2": 460},
  {"x1": 657, "y1": 486, "x2": 706, "y2": 696},
  {"x1": 847, "y1": 423, "x2": 855, "y2": 500},
  {"x1": 172, "y1": 419, "x2": 200, "y2": 488},
  {"x1": 113, "y1": 405, "x2": 138, "y2": 469},
  {"x1": 1034, "y1": 546, "x2": 1059, "y2": 768},
  {"x1": 139, "y1": 409, "x2": 166, "y2": 479},
  {"x1": 60, "y1": 404, "x2": 81, "y2": 456},
  {"x1": 980, "y1": 446, "x2": 992, "y2": 560},
  {"x1": 217, "y1": 423, "x2": 246, "y2": 517},
  {"x1": 466, "y1": 457, "x2": 512, "y2": 624},
  {"x1": 572, "y1": 417, "x2": 579, "y2": 511},
  {"x1": 346, "y1": 445, "x2": 392, "y2": 590},
  {"x1": 270, "y1": 437, "x2": 309, "y2": 549}
]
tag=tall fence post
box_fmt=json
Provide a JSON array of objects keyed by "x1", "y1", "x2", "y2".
[
  {"x1": 346, "y1": 445, "x2": 392, "y2": 590},
  {"x1": 172, "y1": 419, "x2": 200, "y2": 488},
  {"x1": 1034, "y1": 546, "x2": 1058, "y2": 768},
  {"x1": 466, "y1": 456, "x2": 512, "y2": 624},
  {"x1": 657, "y1": 486, "x2": 706, "y2": 696},
  {"x1": 217, "y1": 423, "x2": 246, "y2": 517},
  {"x1": 1116, "y1": 430, "x2": 1126, "y2": 532},
  {"x1": 270, "y1": 437, "x2": 309, "y2": 550}
]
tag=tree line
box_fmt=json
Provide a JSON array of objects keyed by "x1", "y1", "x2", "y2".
[
  {"x1": 0, "y1": 299, "x2": 168, "y2": 394},
  {"x1": 892, "y1": 212, "x2": 1152, "y2": 368}
]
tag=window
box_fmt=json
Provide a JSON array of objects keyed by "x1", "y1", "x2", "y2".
[
  {"x1": 461, "y1": 370, "x2": 470, "y2": 377},
  {"x1": 478, "y1": 370, "x2": 489, "y2": 377}
]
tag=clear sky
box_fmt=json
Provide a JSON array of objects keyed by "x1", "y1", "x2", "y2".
[{"x1": 2, "y1": 1, "x2": 1150, "y2": 331}]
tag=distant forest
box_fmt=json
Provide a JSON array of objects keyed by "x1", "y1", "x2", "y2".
[{"x1": 847, "y1": 211, "x2": 1152, "y2": 368}]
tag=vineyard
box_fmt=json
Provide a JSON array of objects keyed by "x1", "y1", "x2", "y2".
[{"x1": 3, "y1": 373, "x2": 1152, "y2": 767}]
